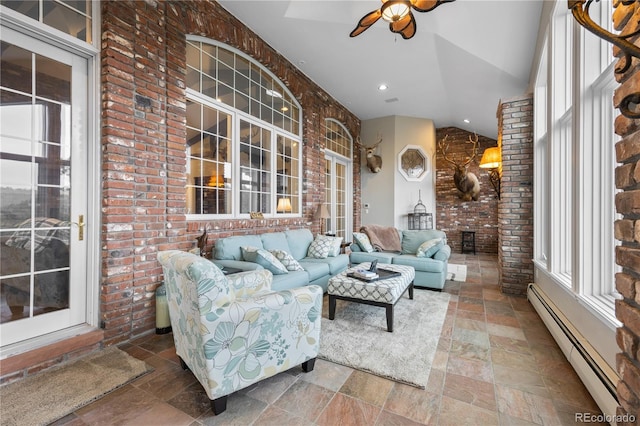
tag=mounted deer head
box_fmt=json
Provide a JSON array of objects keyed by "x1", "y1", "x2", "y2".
[
  {"x1": 357, "y1": 134, "x2": 383, "y2": 173},
  {"x1": 438, "y1": 133, "x2": 481, "y2": 201}
]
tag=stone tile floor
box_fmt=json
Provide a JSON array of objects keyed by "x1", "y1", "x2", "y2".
[{"x1": 53, "y1": 254, "x2": 605, "y2": 425}]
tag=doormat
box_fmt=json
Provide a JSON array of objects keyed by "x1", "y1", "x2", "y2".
[
  {"x1": 0, "y1": 346, "x2": 152, "y2": 426},
  {"x1": 447, "y1": 263, "x2": 467, "y2": 282}
]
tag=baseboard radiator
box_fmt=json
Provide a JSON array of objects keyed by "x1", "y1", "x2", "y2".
[{"x1": 527, "y1": 284, "x2": 618, "y2": 422}]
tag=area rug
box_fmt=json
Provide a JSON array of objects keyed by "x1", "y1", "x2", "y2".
[
  {"x1": 0, "y1": 346, "x2": 152, "y2": 426},
  {"x1": 447, "y1": 263, "x2": 467, "y2": 282},
  {"x1": 319, "y1": 290, "x2": 450, "y2": 389}
]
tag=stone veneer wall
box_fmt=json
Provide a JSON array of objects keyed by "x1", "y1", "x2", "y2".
[
  {"x1": 435, "y1": 127, "x2": 499, "y2": 255},
  {"x1": 497, "y1": 96, "x2": 533, "y2": 296},
  {"x1": 612, "y1": 1, "x2": 640, "y2": 419}
]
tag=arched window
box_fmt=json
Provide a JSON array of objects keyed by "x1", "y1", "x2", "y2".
[
  {"x1": 185, "y1": 37, "x2": 302, "y2": 217},
  {"x1": 322, "y1": 119, "x2": 353, "y2": 240}
]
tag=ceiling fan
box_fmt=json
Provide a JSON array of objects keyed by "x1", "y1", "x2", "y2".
[{"x1": 350, "y1": 0, "x2": 455, "y2": 40}]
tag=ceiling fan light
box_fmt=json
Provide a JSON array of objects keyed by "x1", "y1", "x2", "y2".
[{"x1": 381, "y1": 1, "x2": 411, "y2": 22}]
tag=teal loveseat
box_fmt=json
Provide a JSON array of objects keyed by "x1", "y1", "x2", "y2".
[
  {"x1": 350, "y1": 229, "x2": 451, "y2": 290},
  {"x1": 212, "y1": 228, "x2": 349, "y2": 292}
]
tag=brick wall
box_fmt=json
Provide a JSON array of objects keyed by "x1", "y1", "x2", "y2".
[
  {"x1": 99, "y1": 0, "x2": 361, "y2": 346},
  {"x1": 435, "y1": 127, "x2": 499, "y2": 254},
  {"x1": 497, "y1": 96, "x2": 533, "y2": 296},
  {"x1": 612, "y1": 1, "x2": 640, "y2": 419}
]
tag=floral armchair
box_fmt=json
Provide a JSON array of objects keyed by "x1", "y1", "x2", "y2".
[{"x1": 157, "y1": 250, "x2": 322, "y2": 415}]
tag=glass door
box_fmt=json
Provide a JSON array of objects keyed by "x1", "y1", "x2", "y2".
[
  {"x1": 0, "y1": 28, "x2": 88, "y2": 345},
  {"x1": 324, "y1": 154, "x2": 351, "y2": 241}
]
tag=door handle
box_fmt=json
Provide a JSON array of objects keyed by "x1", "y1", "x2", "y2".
[{"x1": 71, "y1": 215, "x2": 85, "y2": 241}]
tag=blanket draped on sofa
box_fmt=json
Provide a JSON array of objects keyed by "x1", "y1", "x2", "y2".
[{"x1": 361, "y1": 224, "x2": 402, "y2": 253}]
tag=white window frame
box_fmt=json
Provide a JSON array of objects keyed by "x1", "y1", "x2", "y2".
[
  {"x1": 185, "y1": 37, "x2": 303, "y2": 220},
  {"x1": 533, "y1": 0, "x2": 620, "y2": 331},
  {"x1": 322, "y1": 119, "x2": 353, "y2": 241}
]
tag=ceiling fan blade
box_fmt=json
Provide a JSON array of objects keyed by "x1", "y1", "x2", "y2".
[
  {"x1": 350, "y1": 9, "x2": 383, "y2": 37},
  {"x1": 390, "y1": 13, "x2": 416, "y2": 39},
  {"x1": 411, "y1": 0, "x2": 455, "y2": 13}
]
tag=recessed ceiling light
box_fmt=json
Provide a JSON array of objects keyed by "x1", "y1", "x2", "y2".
[
  {"x1": 378, "y1": 84, "x2": 388, "y2": 91},
  {"x1": 463, "y1": 119, "x2": 470, "y2": 124}
]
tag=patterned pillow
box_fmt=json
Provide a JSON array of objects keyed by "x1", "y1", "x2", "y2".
[
  {"x1": 353, "y1": 232, "x2": 374, "y2": 253},
  {"x1": 320, "y1": 235, "x2": 343, "y2": 257},
  {"x1": 269, "y1": 249, "x2": 304, "y2": 271},
  {"x1": 307, "y1": 235, "x2": 333, "y2": 259},
  {"x1": 416, "y1": 238, "x2": 444, "y2": 258},
  {"x1": 241, "y1": 246, "x2": 288, "y2": 275}
]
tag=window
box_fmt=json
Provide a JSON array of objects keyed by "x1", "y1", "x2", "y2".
[
  {"x1": 534, "y1": 42, "x2": 549, "y2": 267},
  {"x1": 533, "y1": 0, "x2": 619, "y2": 324},
  {"x1": 185, "y1": 38, "x2": 302, "y2": 217},
  {"x1": 323, "y1": 119, "x2": 352, "y2": 240},
  {"x1": 1, "y1": 0, "x2": 93, "y2": 43}
]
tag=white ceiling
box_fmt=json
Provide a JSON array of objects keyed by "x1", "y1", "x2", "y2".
[{"x1": 217, "y1": 0, "x2": 544, "y2": 139}]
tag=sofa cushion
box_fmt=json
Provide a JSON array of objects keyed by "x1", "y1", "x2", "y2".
[
  {"x1": 401, "y1": 230, "x2": 447, "y2": 254},
  {"x1": 285, "y1": 229, "x2": 314, "y2": 260},
  {"x1": 392, "y1": 254, "x2": 445, "y2": 273},
  {"x1": 352, "y1": 232, "x2": 374, "y2": 253},
  {"x1": 269, "y1": 249, "x2": 304, "y2": 271},
  {"x1": 300, "y1": 254, "x2": 349, "y2": 275},
  {"x1": 270, "y1": 270, "x2": 311, "y2": 291},
  {"x1": 241, "y1": 247, "x2": 289, "y2": 275},
  {"x1": 350, "y1": 251, "x2": 396, "y2": 265},
  {"x1": 212, "y1": 259, "x2": 263, "y2": 272},
  {"x1": 214, "y1": 235, "x2": 263, "y2": 260},
  {"x1": 296, "y1": 260, "x2": 330, "y2": 281},
  {"x1": 416, "y1": 238, "x2": 444, "y2": 258},
  {"x1": 261, "y1": 232, "x2": 290, "y2": 252}
]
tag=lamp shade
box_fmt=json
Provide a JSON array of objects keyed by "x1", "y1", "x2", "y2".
[
  {"x1": 276, "y1": 197, "x2": 292, "y2": 213},
  {"x1": 479, "y1": 147, "x2": 501, "y2": 169},
  {"x1": 315, "y1": 204, "x2": 330, "y2": 219}
]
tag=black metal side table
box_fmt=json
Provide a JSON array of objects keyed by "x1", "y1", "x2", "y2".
[{"x1": 461, "y1": 231, "x2": 476, "y2": 254}]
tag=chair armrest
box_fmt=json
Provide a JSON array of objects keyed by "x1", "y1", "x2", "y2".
[
  {"x1": 433, "y1": 244, "x2": 451, "y2": 261},
  {"x1": 226, "y1": 269, "x2": 273, "y2": 299}
]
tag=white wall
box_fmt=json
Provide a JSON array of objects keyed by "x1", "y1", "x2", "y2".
[{"x1": 360, "y1": 116, "x2": 436, "y2": 230}]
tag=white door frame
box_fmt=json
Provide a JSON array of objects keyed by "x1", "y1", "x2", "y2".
[
  {"x1": 324, "y1": 152, "x2": 353, "y2": 242},
  {"x1": 0, "y1": 10, "x2": 100, "y2": 355}
]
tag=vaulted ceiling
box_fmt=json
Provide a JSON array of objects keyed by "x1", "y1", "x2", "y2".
[{"x1": 217, "y1": 0, "x2": 544, "y2": 139}]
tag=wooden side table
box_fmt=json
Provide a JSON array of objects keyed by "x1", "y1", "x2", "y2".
[
  {"x1": 340, "y1": 241, "x2": 352, "y2": 255},
  {"x1": 461, "y1": 231, "x2": 476, "y2": 254}
]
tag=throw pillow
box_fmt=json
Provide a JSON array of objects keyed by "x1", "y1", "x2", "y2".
[
  {"x1": 416, "y1": 238, "x2": 444, "y2": 258},
  {"x1": 353, "y1": 232, "x2": 374, "y2": 253},
  {"x1": 307, "y1": 235, "x2": 333, "y2": 259},
  {"x1": 241, "y1": 246, "x2": 289, "y2": 275},
  {"x1": 317, "y1": 234, "x2": 343, "y2": 257},
  {"x1": 269, "y1": 249, "x2": 304, "y2": 271}
]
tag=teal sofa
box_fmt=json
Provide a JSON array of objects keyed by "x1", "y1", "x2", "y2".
[
  {"x1": 212, "y1": 228, "x2": 349, "y2": 292},
  {"x1": 350, "y1": 229, "x2": 451, "y2": 290}
]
